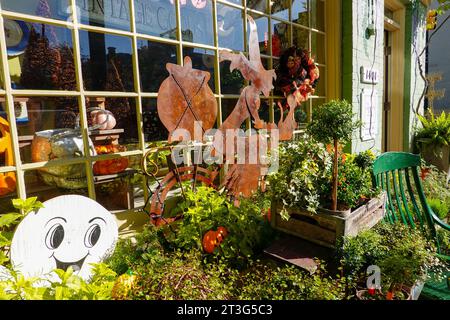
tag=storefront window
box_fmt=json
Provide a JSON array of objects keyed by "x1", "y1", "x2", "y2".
[
  {"x1": 138, "y1": 39, "x2": 177, "y2": 93},
  {"x1": 134, "y1": 0, "x2": 176, "y2": 39},
  {"x1": 183, "y1": 47, "x2": 216, "y2": 93},
  {"x1": 6, "y1": 20, "x2": 73, "y2": 90},
  {"x1": 180, "y1": 0, "x2": 214, "y2": 46},
  {"x1": 0, "y1": 0, "x2": 70, "y2": 21},
  {"x1": 76, "y1": 0, "x2": 131, "y2": 31},
  {"x1": 217, "y1": 3, "x2": 244, "y2": 51},
  {"x1": 79, "y1": 31, "x2": 134, "y2": 92},
  {"x1": 0, "y1": 0, "x2": 328, "y2": 212}
]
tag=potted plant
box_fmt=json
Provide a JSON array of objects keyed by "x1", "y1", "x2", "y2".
[
  {"x1": 307, "y1": 100, "x2": 362, "y2": 212},
  {"x1": 268, "y1": 135, "x2": 385, "y2": 248},
  {"x1": 415, "y1": 109, "x2": 450, "y2": 174},
  {"x1": 339, "y1": 223, "x2": 447, "y2": 300}
]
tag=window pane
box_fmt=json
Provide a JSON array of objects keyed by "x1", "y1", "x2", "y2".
[
  {"x1": 183, "y1": 47, "x2": 216, "y2": 93},
  {"x1": 94, "y1": 155, "x2": 142, "y2": 211},
  {"x1": 223, "y1": 0, "x2": 243, "y2": 5},
  {"x1": 247, "y1": 0, "x2": 268, "y2": 14},
  {"x1": 180, "y1": 0, "x2": 214, "y2": 46},
  {"x1": 0, "y1": 0, "x2": 70, "y2": 21},
  {"x1": 311, "y1": 31, "x2": 325, "y2": 64},
  {"x1": 76, "y1": 0, "x2": 131, "y2": 31},
  {"x1": 248, "y1": 13, "x2": 269, "y2": 56},
  {"x1": 293, "y1": 25, "x2": 309, "y2": 51},
  {"x1": 273, "y1": 99, "x2": 307, "y2": 124},
  {"x1": 142, "y1": 98, "x2": 169, "y2": 142},
  {"x1": 25, "y1": 168, "x2": 89, "y2": 199},
  {"x1": 137, "y1": 39, "x2": 177, "y2": 93},
  {"x1": 134, "y1": 0, "x2": 176, "y2": 39},
  {"x1": 311, "y1": 0, "x2": 325, "y2": 31},
  {"x1": 79, "y1": 31, "x2": 134, "y2": 92},
  {"x1": 85, "y1": 97, "x2": 139, "y2": 151},
  {"x1": 292, "y1": 0, "x2": 308, "y2": 27},
  {"x1": 271, "y1": 19, "x2": 290, "y2": 57},
  {"x1": 9, "y1": 96, "x2": 88, "y2": 164},
  {"x1": 5, "y1": 20, "x2": 74, "y2": 90},
  {"x1": 271, "y1": 0, "x2": 289, "y2": 21},
  {"x1": 220, "y1": 60, "x2": 245, "y2": 95},
  {"x1": 221, "y1": 98, "x2": 246, "y2": 130},
  {"x1": 217, "y1": 4, "x2": 244, "y2": 51},
  {"x1": 314, "y1": 65, "x2": 325, "y2": 97},
  {"x1": 258, "y1": 99, "x2": 271, "y2": 124}
]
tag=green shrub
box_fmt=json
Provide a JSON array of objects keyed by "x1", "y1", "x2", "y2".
[{"x1": 428, "y1": 198, "x2": 449, "y2": 220}]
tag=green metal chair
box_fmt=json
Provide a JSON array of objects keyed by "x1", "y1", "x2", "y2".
[{"x1": 372, "y1": 152, "x2": 450, "y2": 300}]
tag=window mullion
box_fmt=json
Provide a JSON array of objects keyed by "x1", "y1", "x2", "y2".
[
  {"x1": 69, "y1": 0, "x2": 96, "y2": 200},
  {"x1": 0, "y1": 7, "x2": 26, "y2": 199}
]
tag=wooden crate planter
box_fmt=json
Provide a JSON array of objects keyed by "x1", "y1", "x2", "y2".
[{"x1": 271, "y1": 192, "x2": 386, "y2": 249}]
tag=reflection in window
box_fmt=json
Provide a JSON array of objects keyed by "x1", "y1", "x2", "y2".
[
  {"x1": 248, "y1": 13, "x2": 269, "y2": 56},
  {"x1": 274, "y1": 99, "x2": 307, "y2": 124},
  {"x1": 292, "y1": 0, "x2": 309, "y2": 27},
  {"x1": 217, "y1": 4, "x2": 244, "y2": 51},
  {"x1": 314, "y1": 65, "x2": 325, "y2": 97},
  {"x1": 311, "y1": 0, "x2": 325, "y2": 31},
  {"x1": 183, "y1": 47, "x2": 216, "y2": 93},
  {"x1": 1, "y1": 0, "x2": 70, "y2": 21},
  {"x1": 258, "y1": 99, "x2": 271, "y2": 124},
  {"x1": 311, "y1": 31, "x2": 325, "y2": 64},
  {"x1": 180, "y1": 0, "x2": 214, "y2": 46},
  {"x1": 293, "y1": 26, "x2": 309, "y2": 51},
  {"x1": 134, "y1": 0, "x2": 177, "y2": 39},
  {"x1": 220, "y1": 60, "x2": 245, "y2": 95},
  {"x1": 142, "y1": 98, "x2": 168, "y2": 142},
  {"x1": 9, "y1": 96, "x2": 79, "y2": 163},
  {"x1": 5, "y1": 20, "x2": 74, "y2": 90},
  {"x1": 138, "y1": 40, "x2": 177, "y2": 93},
  {"x1": 271, "y1": 19, "x2": 290, "y2": 57},
  {"x1": 76, "y1": 0, "x2": 131, "y2": 31},
  {"x1": 271, "y1": 0, "x2": 289, "y2": 21},
  {"x1": 221, "y1": 99, "x2": 246, "y2": 130},
  {"x1": 79, "y1": 31, "x2": 134, "y2": 92},
  {"x1": 247, "y1": 0, "x2": 268, "y2": 13}
]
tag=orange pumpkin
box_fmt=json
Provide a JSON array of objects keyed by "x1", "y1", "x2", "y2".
[
  {"x1": 202, "y1": 227, "x2": 229, "y2": 254},
  {"x1": 0, "y1": 117, "x2": 16, "y2": 196},
  {"x1": 93, "y1": 144, "x2": 129, "y2": 175}
]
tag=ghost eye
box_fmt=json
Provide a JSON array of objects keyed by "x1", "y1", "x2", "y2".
[
  {"x1": 45, "y1": 224, "x2": 64, "y2": 250},
  {"x1": 85, "y1": 224, "x2": 101, "y2": 248}
]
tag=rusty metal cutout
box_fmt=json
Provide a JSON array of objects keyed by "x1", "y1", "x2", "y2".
[{"x1": 157, "y1": 56, "x2": 217, "y2": 143}]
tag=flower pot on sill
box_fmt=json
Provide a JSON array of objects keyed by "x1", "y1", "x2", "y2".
[{"x1": 271, "y1": 192, "x2": 387, "y2": 249}]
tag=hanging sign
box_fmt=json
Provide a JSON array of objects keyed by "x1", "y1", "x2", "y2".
[
  {"x1": 360, "y1": 89, "x2": 379, "y2": 141},
  {"x1": 360, "y1": 66, "x2": 380, "y2": 84}
]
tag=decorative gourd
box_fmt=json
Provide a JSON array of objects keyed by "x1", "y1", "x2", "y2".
[
  {"x1": 202, "y1": 227, "x2": 228, "y2": 254},
  {"x1": 0, "y1": 117, "x2": 16, "y2": 196},
  {"x1": 93, "y1": 144, "x2": 129, "y2": 175},
  {"x1": 91, "y1": 109, "x2": 116, "y2": 130}
]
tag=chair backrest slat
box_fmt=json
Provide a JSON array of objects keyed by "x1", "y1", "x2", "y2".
[
  {"x1": 384, "y1": 171, "x2": 398, "y2": 222},
  {"x1": 397, "y1": 169, "x2": 416, "y2": 228},
  {"x1": 391, "y1": 169, "x2": 408, "y2": 225},
  {"x1": 404, "y1": 167, "x2": 426, "y2": 228}
]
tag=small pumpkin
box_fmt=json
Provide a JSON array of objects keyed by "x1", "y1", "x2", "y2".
[
  {"x1": 93, "y1": 144, "x2": 129, "y2": 175},
  {"x1": 0, "y1": 117, "x2": 16, "y2": 196},
  {"x1": 202, "y1": 227, "x2": 228, "y2": 254},
  {"x1": 91, "y1": 109, "x2": 116, "y2": 130}
]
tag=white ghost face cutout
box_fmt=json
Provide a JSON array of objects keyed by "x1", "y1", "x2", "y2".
[{"x1": 10, "y1": 195, "x2": 118, "y2": 281}]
